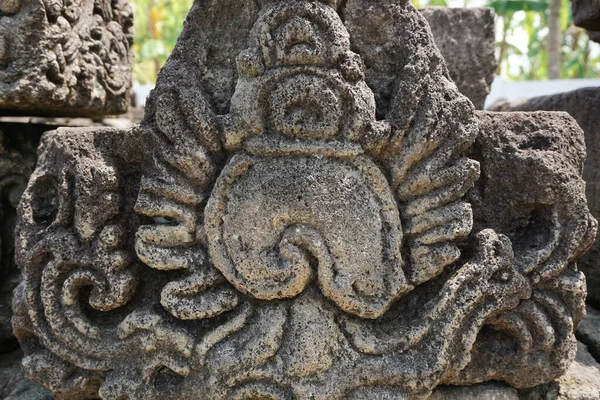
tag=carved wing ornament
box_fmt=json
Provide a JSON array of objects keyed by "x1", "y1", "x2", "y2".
[{"x1": 12, "y1": 1, "x2": 597, "y2": 399}]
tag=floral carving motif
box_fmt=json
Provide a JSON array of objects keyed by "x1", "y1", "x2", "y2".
[
  {"x1": 0, "y1": 0, "x2": 133, "y2": 116},
  {"x1": 13, "y1": 1, "x2": 597, "y2": 399}
]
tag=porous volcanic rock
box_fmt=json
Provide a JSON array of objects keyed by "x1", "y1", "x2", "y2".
[
  {"x1": 519, "y1": 342, "x2": 600, "y2": 400},
  {"x1": 490, "y1": 88, "x2": 600, "y2": 309},
  {"x1": 421, "y1": 7, "x2": 497, "y2": 109},
  {"x1": 0, "y1": 348, "x2": 53, "y2": 400},
  {"x1": 0, "y1": 0, "x2": 133, "y2": 117},
  {"x1": 11, "y1": 1, "x2": 597, "y2": 399}
]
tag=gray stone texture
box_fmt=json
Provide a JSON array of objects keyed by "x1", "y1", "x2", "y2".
[
  {"x1": 421, "y1": 7, "x2": 497, "y2": 109},
  {"x1": 0, "y1": 0, "x2": 134, "y2": 117},
  {"x1": 519, "y1": 342, "x2": 600, "y2": 400},
  {"x1": 489, "y1": 88, "x2": 600, "y2": 309},
  {"x1": 1, "y1": 348, "x2": 53, "y2": 400},
  {"x1": 454, "y1": 110, "x2": 596, "y2": 386},
  {"x1": 3, "y1": 342, "x2": 598, "y2": 400},
  {"x1": 10, "y1": 1, "x2": 597, "y2": 399},
  {"x1": 571, "y1": 0, "x2": 600, "y2": 43},
  {"x1": 431, "y1": 383, "x2": 519, "y2": 400}
]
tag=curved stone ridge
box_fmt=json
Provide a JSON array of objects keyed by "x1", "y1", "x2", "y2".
[
  {"x1": 12, "y1": 1, "x2": 597, "y2": 399},
  {"x1": 0, "y1": 0, "x2": 133, "y2": 117}
]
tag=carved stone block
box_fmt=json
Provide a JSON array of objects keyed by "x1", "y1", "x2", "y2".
[
  {"x1": 11, "y1": 1, "x2": 597, "y2": 399},
  {"x1": 571, "y1": 0, "x2": 600, "y2": 43},
  {"x1": 0, "y1": 0, "x2": 133, "y2": 117},
  {"x1": 490, "y1": 88, "x2": 600, "y2": 309},
  {"x1": 421, "y1": 7, "x2": 497, "y2": 109}
]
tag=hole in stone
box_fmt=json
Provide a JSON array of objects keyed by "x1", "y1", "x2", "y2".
[
  {"x1": 519, "y1": 135, "x2": 555, "y2": 151},
  {"x1": 31, "y1": 175, "x2": 59, "y2": 227},
  {"x1": 514, "y1": 204, "x2": 554, "y2": 252},
  {"x1": 153, "y1": 216, "x2": 179, "y2": 226},
  {"x1": 153, "y1": 366, "x2": 184, "y2": 390}
]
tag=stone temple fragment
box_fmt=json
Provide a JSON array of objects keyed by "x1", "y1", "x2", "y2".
[
  {"x1": 0, "y1": 0, "x2": 134, "y2": 364},
  {"x1": 0, "y1": 0, "x2": 134, "y2": 117},
  {"x1": 11, "y1": 1, "x2": 597, "y2": 399},
  {"x1": 491, "y1": 88, "x2": 600, "y2": 310}
]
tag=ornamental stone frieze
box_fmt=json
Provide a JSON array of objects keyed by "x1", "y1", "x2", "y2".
[
  {"x1": 11, "y1": 1, "x2": 597, "y2": 399},
  {"x1": 0, "y1": 0, "x2": 133, "y2": 117}
]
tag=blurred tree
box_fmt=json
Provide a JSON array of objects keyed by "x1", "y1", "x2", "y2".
[
  {"x1": 131, "y1": 0, "x2": 193, "y2": 84},
  {"x1": 547, "y1": 0, "x2": 562, "y2": 78},
  {"x1": 488, "y1": 1, "x2": 550, "y2": 75},
  {"x1": 507, "y1": 0, "x2": 600, "y2": 79},
  {"x1": 414, "y1": 0, "x2": 599, "y2": 80}
]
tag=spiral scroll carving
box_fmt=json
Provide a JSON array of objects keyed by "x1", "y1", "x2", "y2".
[{"x1": 13, "y1": 1, "x2": 597, "y2": 399}]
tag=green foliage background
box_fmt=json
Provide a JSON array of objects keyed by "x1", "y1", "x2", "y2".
[
  {"x1": 130, "y1": 0, "x2": 600, "y2": 84},
  {"x1": 131, "y1": 0, "x2": 193, "y2": 84},
  {"x1": 413, "y1": 0, "x2": 600, "y2": 80}
]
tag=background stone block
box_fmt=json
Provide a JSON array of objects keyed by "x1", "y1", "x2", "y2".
[
  {"x1": 421, "y1": 7, "x2": 497, "y2": 109},
  {"x1": 571, "y1": 0, "x2": 600, "y2": 43},
  {"x1": 0, "y1": 0, "x2": 134, "y2": 117}
]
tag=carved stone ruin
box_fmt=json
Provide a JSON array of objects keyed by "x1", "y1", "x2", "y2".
[
  {"x1": 0, "y1": 0, "x2": 134, "y2": 117},
  {"x1": 11, "y1": 1, "x2": 597, "y2": 399},
  {"x1": 0, "y1": 0, "x2": 134, "y2": 393},
  {"x1": 491, "y1": 88, "x2": 600, "y2": 310},
  {"x1": 572, "y1": 0, "x2": 600, "y2": 43}
]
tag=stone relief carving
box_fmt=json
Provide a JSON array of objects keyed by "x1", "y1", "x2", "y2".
[
  {"x1": 0, "y1": 0, "x2": 133, "y2": 116},
  {"x1": 12, "y1": 1, "x2": 597, "y2": 399}
]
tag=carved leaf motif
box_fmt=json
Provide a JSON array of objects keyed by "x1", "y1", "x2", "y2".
[
  {"x1": 344, "y1": 0, "x2": 480, "y2": 286},
  {"x1": 160, "y1": 254, "x2": 240, "y2": 320},
  {"x1": 12, "y1": 1, "x2": 598, "y2": 399}
]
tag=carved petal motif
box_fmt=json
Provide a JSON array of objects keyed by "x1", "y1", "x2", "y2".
[{"x1": 12, "y1": 1, "x2": 597, "y2": 399}]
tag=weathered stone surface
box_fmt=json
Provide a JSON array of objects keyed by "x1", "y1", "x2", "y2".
[
  {"x1": 421, "y1": 7, "x2": 497, "y2": 109},
  {"x1": 577, "y1": 305, "x2": 600, "y2": 362},
  {"x1": 572, "y1": 0, "x2": 600, "y2": 42},
  {"x1": 0, "y1": 348, "x2": 53, "y2": 400},
  {"x1": 489, "y1": 88, "x2": 600, "y2": 309},
  {"x1": 0, "y1": 123, "x2": 41, "y2": 353},
  {"x1": 430, "y1": 383, "x2": 519, "y2": 400},
  {"x1": 449, "y1": 110, "x2": 596, "y2": 387},
  {"x1": 519, "y1": 342, "x2": 600, "y2": 400},
  {"x1": 0, "y1": 0, "x2": 133, "y2": 117},
  {"x1": 11, "y1": 1, "x2": 597, "y2": 399}
]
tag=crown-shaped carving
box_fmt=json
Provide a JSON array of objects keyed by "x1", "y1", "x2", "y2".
[{"x1": 11, "y1": 1, "x2": 597, "y2": 399}]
